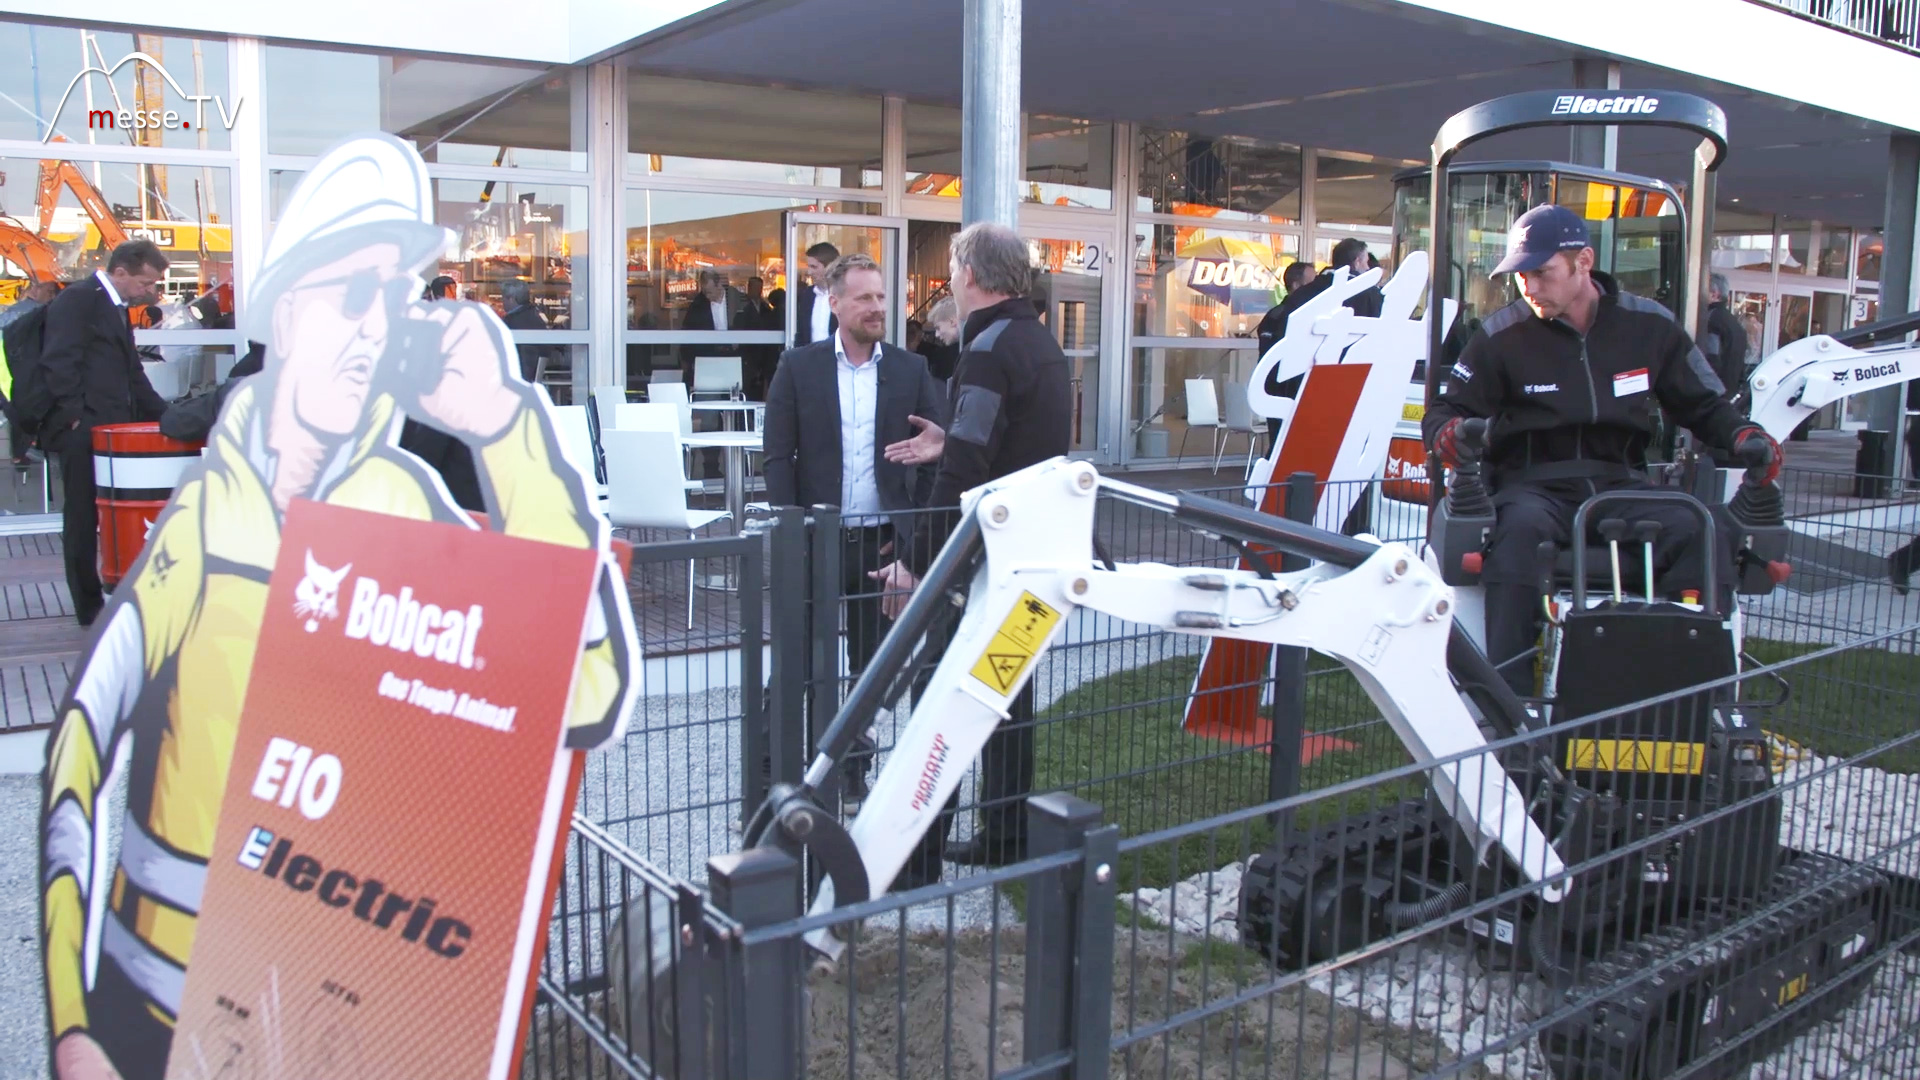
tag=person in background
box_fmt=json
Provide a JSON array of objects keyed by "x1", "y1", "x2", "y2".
[
  {"x1": 921, "y1": 296, "x2": 962, "y2": 384},
  {"x1": 872, "y1": 222, "x2": 1073, "y2": 878},
  {"x1": 742, "y1": 275, "x2": 778, "y2": 399},
  {"x1": 499, "y1": 278, "x2": 553, "y2": 385},
  {"x1": 1252, "y1": 241, "x2": 1375, "y2": 444},
  {"x1": 1703, "y1": 273, "x2": 1750, "y2": 408},
  {"x1": 761, "y1": 252, "x2": 947, "y2": 804},
  {"x1": 40, "y1": 240, "x2": 171, "y2": 626},
  {"x1": 0, "y1": 279, "x2": 61, "y2": 464},
  {"x1": 424, "y1": 275, "x2": 459, "y2": 302},
  {"x1": 793, "y1": 241, "x2": 841, "y2": 347}
]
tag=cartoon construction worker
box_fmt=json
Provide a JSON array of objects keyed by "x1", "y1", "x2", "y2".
[{"x1": 39, "y1": 134, "x2": 636, "y2": 1080}]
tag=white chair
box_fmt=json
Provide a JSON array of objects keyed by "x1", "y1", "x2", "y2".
[
  {"x1": 602, "y1": 428, "x2": 731, "y2": 628},
  {"x1": 592, "y1": 386, "x2": 628, "y2": 431},
  {"x1": 649, "y1": 368, "x2": 684, "y2": 384},
  {"x1": 1214, "y1": 382, "x2": 1266, "y2": 476},
  {"x1": 1175, "y1": 378, "x2": 1222, "y2": 467},
  {"x1": 646, "y1": 380, "x2": 695, "y2": 437},
  {"x1": 692, "y1": 356, "x2": 743, "y2": 400},
  {"x1": 551, "y1": 405, "x2": 605, "y2": 498},
  {"x1": 614, "y1": 403, "x2": 705, "y2": 494}
]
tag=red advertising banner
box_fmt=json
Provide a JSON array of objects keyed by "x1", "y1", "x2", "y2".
[{"x1": 163, "y1": 498, "x2": 599, "y2": 1080}]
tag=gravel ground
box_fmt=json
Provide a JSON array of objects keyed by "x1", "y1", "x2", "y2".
[{"x1": 0, "y1": 773, "x2": 50, "y2": 1080}]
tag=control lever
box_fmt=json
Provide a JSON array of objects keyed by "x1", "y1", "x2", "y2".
[
  {"x1": 1597, "y1": 519, "x2": 1629, "y2": 604},
  {"x1": 1632, "y1": 521, "x2": 1663, "y2": 603},
  {"x1": 1535, "y1": 540, "x2": 1560, "y2": 622}
]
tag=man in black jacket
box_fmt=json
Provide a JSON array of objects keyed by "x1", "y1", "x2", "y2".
[
  {"x1": 499, "y1": 277, "x2": 553, "y2": 384},
  {"x1": 1702, "y1": 273, "x2": 1750, "y2": 406},
  {"x1": 42, "y1": 240, "x2": 172, "y2": 626},
  {"x1": 762, "y1": 252, "x2": 947, "y2": 797},
  {"x1": 873, "y1": 221, "x2": 1073, "y2": 873},
  {"x1": 1253, "y1": 238, "x2": 1378, "y2": 443},
  {"x1": 1424, "y1": 206, "x2": 1778, "y2": 695}
]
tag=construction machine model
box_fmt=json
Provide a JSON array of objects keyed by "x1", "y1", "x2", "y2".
[{"x1": 609, "y1": 92, "x2": 1918, "y2": 1080}]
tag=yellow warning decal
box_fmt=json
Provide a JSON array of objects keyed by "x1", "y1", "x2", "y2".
[
  {"x1": 1778, "y1": 972, "x2": 1808, "y2": 1006},
  {"x1": 1565, "y1": 739, "x2": 1707, "y2": 775},
  {"x1": 970, "y1": 591, "x2": 1063, "y2": 695},
  {"x1": 1401, "y1": 402, "x2": 1426, "y2": 422}
]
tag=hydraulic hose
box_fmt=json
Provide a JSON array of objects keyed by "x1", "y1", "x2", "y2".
[{"x1": 1383, "y1": 879, "x2": 1471, "y2": 929}]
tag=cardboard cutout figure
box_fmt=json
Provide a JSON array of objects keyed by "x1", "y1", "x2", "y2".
[
  {"x1": 1184, "y1": 252, "x2": 1455, "y2": 742},
  {"x1": 39, "y1": 134, "x2": 639, "y2": 1080}
]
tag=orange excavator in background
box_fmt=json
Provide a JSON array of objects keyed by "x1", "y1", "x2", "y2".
[{"x1": 0, "y1": 138, "x2": 132, "y2": 306}]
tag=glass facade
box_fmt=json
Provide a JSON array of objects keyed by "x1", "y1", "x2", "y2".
[{"x1": 0, "y1": 14, "x2": 1905, "y2": 476}]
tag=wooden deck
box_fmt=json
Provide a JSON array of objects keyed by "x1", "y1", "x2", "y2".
[{"x1": 0, "y1": 534, "x2": 87, "y2": 731}]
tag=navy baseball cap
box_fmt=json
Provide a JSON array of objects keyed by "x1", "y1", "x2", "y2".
[{"x1": 1492, "y1": 204, "x2": 1592, "y2": 275}]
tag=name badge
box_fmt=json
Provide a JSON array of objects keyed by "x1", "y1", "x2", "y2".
[{"x1": 1613, "y1": 368, "x2": 1650, "y2": 397}]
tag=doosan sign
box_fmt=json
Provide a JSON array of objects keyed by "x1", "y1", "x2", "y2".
[
  {"x1": 41, "y1": 51, "x2": 245, "y2": 141},
  {"x1": 1187, "y1": 258, "x2": 1276, "y2": 303}
]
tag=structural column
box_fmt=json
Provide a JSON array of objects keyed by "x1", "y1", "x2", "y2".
[
  {"x1": 1884, "y1": 132, "x2": 1919, "y2": 476},
  {"x1": 1567, "y1": 58, "x2": 1620, "y2": 170},
  {"x1": 961, "y1": 0, "x2": 1021, "y2": 229}
]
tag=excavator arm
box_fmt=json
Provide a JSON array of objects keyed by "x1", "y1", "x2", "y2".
[
  {"x1": 750, "y1": 458, "x2": 1566, "y2": 962},
  {"x1": 1745, "y1": 313, "x2": 1920, "y2": 444},
  {"x1": 38, "y1": 153, "x2": 129, "y2": 252},
  {"x1": 0, "y1": 222, "x2": 61, "y2": 282}
]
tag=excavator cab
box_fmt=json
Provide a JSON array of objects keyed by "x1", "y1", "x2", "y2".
[{"x1": 1390, "y1": 161, "x2": 1688, "y2": 372}]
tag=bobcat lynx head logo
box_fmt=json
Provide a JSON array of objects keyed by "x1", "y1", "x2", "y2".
[{"x1": 294, "y1": 550, "x2": 353, "y2": 633}]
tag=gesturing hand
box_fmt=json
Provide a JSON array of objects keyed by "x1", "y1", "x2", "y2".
[
  {"x1": 883, "y1": 415, "x2": 945, "y2": 466},
  {"x1": 868, "y1": 560, "x2": 921, "y2": 619}
]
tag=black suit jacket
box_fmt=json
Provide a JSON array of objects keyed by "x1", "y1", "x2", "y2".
[
  {"x1": 41, "y1": 275, "x2": 168, "y2": 446},
  {"x1": 762, "y1": 339, "x2": 947, "y2": 549},
  {"x1": 501, "y1": 303, "x2": 552, "y2": 384},
  {"x1": 792, "y1": 286, "x2": 838, "y2": 347}
]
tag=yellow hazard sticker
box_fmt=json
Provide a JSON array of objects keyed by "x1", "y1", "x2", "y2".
[
  {"x1": 1565, "y1": 739, "x2": 1707, "y2": 775},
  {"x1": 1401, "y1": 402, "x2": 1425, "y2": 422},
  {"x1": 1778, "y1": 972, "x2": 1808, "y2": 1006},
  {"x1": 970, "y1": 592, "x2": 1062, "y2": 695}
]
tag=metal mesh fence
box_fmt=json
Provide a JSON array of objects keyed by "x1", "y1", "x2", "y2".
[{"x1": 541, "y1": 458, "x2": 1920, "y2": 1079}]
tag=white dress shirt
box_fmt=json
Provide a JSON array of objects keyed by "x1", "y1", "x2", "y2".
[
  {"x1": 95, "y1": 269, "x2": 127, "y2": 307},
  {"x1": 810, "y1": 285, "x2": 831, "y2": 343},
  {"x1": 708, "y1": 297, "x2": 729, "y2": 331},
  {"x1": 834, "y1": 330, "x2": 886, "y2": 526}
]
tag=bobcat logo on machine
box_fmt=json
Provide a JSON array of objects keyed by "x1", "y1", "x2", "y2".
[{"x1": 294, "y1": 550, "x2": 353, "y2": 633}]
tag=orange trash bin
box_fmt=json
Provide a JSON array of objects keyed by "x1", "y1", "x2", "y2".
[{"x1": 93, "y1": 422, "x2": 205, "y2": 588}]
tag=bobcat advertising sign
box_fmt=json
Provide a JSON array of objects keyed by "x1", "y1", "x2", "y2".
[
  {"x1": 38, "y1": 132, "x2": 639, "y2": 1080},
  {"x1": 165, "y1": 503, "x2": 598, "y2": 1079}
]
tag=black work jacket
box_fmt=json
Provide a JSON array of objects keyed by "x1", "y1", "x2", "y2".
[{"x1": 1424, "y1": 271, "x2": 1745, "y2": 480}]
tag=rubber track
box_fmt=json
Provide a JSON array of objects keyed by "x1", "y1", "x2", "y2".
[
  {"x1": 1539, "y1": 852, "x2": 1888, "y2": 1080},
  {"x1": 1237, "y1": 799, "x2": 1436, "y2": 968}
]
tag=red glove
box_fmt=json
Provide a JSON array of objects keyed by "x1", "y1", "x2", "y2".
[
  {"x1": 1431, "y1": 417, "x2": 1488, "y2": 467},
  {"x1": 1732, "y1": 425, "x2": 1782, "y2": 484}
]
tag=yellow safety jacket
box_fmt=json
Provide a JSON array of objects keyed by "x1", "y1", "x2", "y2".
[{"x1": 41, "y1": 379, "x2": 629, "y2": 1040}]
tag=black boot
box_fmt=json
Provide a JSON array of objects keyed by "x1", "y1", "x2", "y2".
[{"x1": 944, "y1": 832, "x2": 1028, "y2": 867}]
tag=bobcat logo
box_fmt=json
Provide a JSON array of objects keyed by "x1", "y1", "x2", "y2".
[{"x1": 293, "y1": 550, "x2": 353, "y2": 633}]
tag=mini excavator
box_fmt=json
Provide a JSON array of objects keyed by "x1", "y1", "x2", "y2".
[{"x1": 612, "y1": 92, "x2": 1920, "y2": 1080}]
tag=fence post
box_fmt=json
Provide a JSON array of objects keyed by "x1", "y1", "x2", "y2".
[
  {"x1": 759, "y1": 508, "x2": 810, "y2": 817},
  {"x1": 806, "y1": 505, "x2": 844, "y2": 753},
  {"x1": 708, "y1": 846, "x2": 803, "y2": 1080},
  {"x1": 738, "y1": 524, "x2": 765, "y2": 825},
  {"x1": 1267, "y1": 470, "x2": 1315, "y2": 839},
  {"x1": 1023, "y1": 792, "x2": 1107, "y2": 1077}
]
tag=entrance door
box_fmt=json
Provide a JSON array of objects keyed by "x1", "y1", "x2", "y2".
[
  {"x1": 1024, "y1": 229, "x2": 1107, "y2": 455},
  {"x1": 786, "y1": 212, "x2": 907, "y2": 346}
]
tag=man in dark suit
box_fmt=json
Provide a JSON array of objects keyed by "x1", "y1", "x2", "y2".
[
  {"x1": 791, "y1": 241, "x2": 840, "y2": 347},
  {"x1": 762, "y1": 252, "x2": 946, "y2": 799},
  {"x1": 499, "y1": 277, "x2": 553, "y2": 385},
  {"x1": 677, "y1": 269, "x2": 748, "y2": 370},
  {"x1": 41, "y1": 240, "x2": 172, "y2": 626}
]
